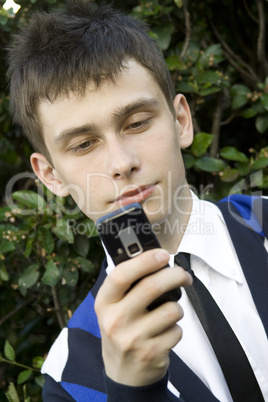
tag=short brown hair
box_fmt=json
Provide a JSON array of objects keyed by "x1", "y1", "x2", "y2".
[{"x1": 8, "y1": 0, "x2": 175, "y2": 165}]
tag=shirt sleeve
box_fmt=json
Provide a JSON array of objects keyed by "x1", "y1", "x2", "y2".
[
  {"x1": 104, "y1": 371, "x2": 184, "y2": 402},
  {"x1": 42, "y1": 375, "x2": 76, "y2": 402},
  {"x1": 43, "y1": 371, "x2": 184, "y2": 402}
]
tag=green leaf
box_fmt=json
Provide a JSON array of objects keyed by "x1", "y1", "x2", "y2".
[
  {"x1": 152, "y1": 22, "x2": 175, "y2": 50},
  {"x1": 183, "y1": 153, "x2": 196, "y2": 168},
  {"x1": 174, "y1": 0, "x2": 183, "y2": 7},
  {"x1": 35, "y1": 374, "x2": 45, "y2": 388},
  {"x1": 42, "y1": 260, "x2": 60, "y2": 287},
  {"x1": 52, "y1": 219, "x2": 74, "y2": 243},
  {"x1": 256, "y1": 114, "x2": 268, "y2": 133},
  {"x1": 166, "y1": 55, "x2": 187, "y2": 71},
  {"x1": 231, "y1": 84, "x2": 251, "y2": 96},
  {"x1": 241, "y1": 107, "x2": 258, "y2": 119},
  {"x1": 84, "y1": 220, "x2": 99, "y2": 237},
  {"x1": 220, "y1": 146, "x2": 248, "y2": 162},
  {"x1": 57, "y1": 242, "x2": 70, "y2": 258},
  {"x1": 32, "y1": 356, "x2": 45, "y2": 369},
  {"x1": 178, "y1": 41, "x2": 200, "y2": 64},
  {"x1": 38, "y1": 227, "x2": 54, "y2": 254},
  {"x1": 75, "y1": 256, "x2": 95, "y2": 273},
  {"x1": 261, "y1": 94, "x2": 268, "y2": 111},
  {"x1": 24, "y1": 236, "x2": 35, "y2": 258},
  {"x1": 195, "y1": 157, "x2": 225, "y2": 172},
  {"x1": 198, "y1": 44, "x2": 223, "y2": 67},
  {"x1": 237, "y1": 161, "x2": 251, "y2": 176},
  {"x1": 0, "y1": 264, "x2": 9, "y2": 281},
  {"x1": 220, "y1": 167, "x2": 240, "y2": 183},
  {"x1": 17, "y1": 369, "x2": 32, "y2": 385},
  {"x1": 199, "y1": 87, "x2": 221, "y2": 97},
  {"x1": 4, "y1": 340, "x2": 15, "y2": 362},
  {"x1": 0, "y1": 239, "x2": 16, "y2": 254},
  {"x1": 12, "y1": 190, "x2": 46, "y2": 209},
  {"x1": 18, "y1": 264, "x2": 39, "y2": 290},
  {"x1": 251, "y1": 157, "x2": 268, "y2": 170},
  {"x1": 5, "y1": 383, "x2": 20, "y2": 402},
  {"x1": 259, "y1": 146, "x2": 268, "y2": 157},
  {"x1": 196, "y1": 71, "x2": 221, "y2": 85},
  {"x1": 176, "y1": 81, "x2": 196, "y2": 93},
  {"x1": 191, "y1": 132, "x2": 214, "y2": 157},
  {"x1": 0, "y1": 15, "x2": 8, "y2": 26},
  {"x1": 232, "y1": 94, "x2": 250, "y2": 109},
  {"x1": 73, "y1": 235, "x2": 89, "y2": 257},
  {"x1": 231, "y1": 84, "x2": 251, "y2": 109},
  {"x1": 0, "y1": 205, "x2": 12, "y2": 221},
  {"x1": 63, "y1": 266, "x2": 79, "y2": 286}
]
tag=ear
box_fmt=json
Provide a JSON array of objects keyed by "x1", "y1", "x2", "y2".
[
  {"x1": 173, "y1": 94, "x2": 193, "y2": 149},
  {"x1": 30, "y1": 153, "x2": 70, "y2": 197}
]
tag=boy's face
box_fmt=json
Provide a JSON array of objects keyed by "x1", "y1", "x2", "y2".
[{"x1": 32, "y1": 59, "x2": 193, "y2": 226}]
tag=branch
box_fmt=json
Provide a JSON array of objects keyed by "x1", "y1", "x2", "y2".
[
  {"x1": 0, "y1": 298, "x2": 34, "y2": 327},
  {"x1": 209, "y1": 20, "x2": 260, "y2": 87},
  {"x1": 256, "y1": 0, "x2": 268, "y2": 76},
  {"x1": 221, "y1": 48, "x2": 257, "y2": 87},
  {"x1": 180, "y1": 0, "x2": 191, "y2": 59},
  {"x1": 0, "y1": 356, "x2": 39, "y2": 372},
  {"x1": 51, "y1": 286, "x2": 66, "y2": 329},
  {"x1": 220, "y1": 113, "x2": 236, "y2": 126},
  {"x1": 230, "y1": 5, "x2": 253, "y2": 60},
  {"x1": 243, "y1": 0, "x2": 259, "y2": 23},
  {"x1": 209, "y1": 93, "x2": 229, "y2": 158}
]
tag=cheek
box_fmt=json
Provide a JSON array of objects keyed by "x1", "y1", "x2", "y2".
[
  {"x1": 65, "y1": 172, "x2": 124, "y2": 218},
  {"x1": 149, "y1": 128, "x2": 181, "y2": 164}
]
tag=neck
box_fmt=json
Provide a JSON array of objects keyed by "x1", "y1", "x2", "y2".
[{"x1": 156, "y1": 185, "x2": 193, "y2": 254}]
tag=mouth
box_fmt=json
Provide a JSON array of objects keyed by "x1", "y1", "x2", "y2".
[{"x1": 114, "y1": 184, "x2": 156, "y2": 206}]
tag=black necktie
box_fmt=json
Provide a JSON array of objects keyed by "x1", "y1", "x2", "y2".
[{"x1": 175, "y1": 252, "x2": 264, "y2": 402}]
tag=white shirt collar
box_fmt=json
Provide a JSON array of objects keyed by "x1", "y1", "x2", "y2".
[
  {"x1": 103, "y1": 242, "x2": 115, "y2": 276},
  {"x1": 104, "y1": 192, "x2": 243, "y2": 283},
  {"x1": 170, "y1": 192, "x2": 243, "y2": 283}
]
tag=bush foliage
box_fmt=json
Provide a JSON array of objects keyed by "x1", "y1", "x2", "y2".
[{"x1": 0, "y1": 0, "x2": 268, "y2": 400}]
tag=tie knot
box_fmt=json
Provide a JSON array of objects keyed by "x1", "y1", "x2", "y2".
[{"x1": 174, "y1": 252, "x2": 193, "y2": 275}]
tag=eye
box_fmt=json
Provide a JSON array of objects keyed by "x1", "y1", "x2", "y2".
[
  {"x1": 79, "y1": 140, "x2": 92, "y2": 149},
  {"x1": 126, "y1": 119, "x2": 150, "y2": 132},
  {"x1": 130, "y1": 121, "x2": 144, "y2": 129},
  {"x1": 70, "y1": 139, "x2": 98, "y2": 153}
]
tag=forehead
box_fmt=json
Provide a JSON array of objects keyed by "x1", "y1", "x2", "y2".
[
  {"x1": 42, "y1": 59, "x2": 164, "y2": 102},
  {"x1": 38, "y1": 60, "x2": 168, "y2": 131}
]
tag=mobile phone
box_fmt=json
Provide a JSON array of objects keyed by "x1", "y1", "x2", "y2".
[{"x1": 96, "y1": 202, "x2": 181, "y2": 310}]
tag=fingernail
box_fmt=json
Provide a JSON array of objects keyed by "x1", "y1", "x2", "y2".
[{"x1": 155, "y1": 250, "x2": 169, "y2": 264}]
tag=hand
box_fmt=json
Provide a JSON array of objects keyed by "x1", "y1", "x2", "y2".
[{"x1": 94, "y1": 249, "x2": 192, "y2": 387}]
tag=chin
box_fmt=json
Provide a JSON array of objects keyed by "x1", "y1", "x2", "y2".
[{"x1": 143, "y1": 209, "x2": 168, "y2": 228}]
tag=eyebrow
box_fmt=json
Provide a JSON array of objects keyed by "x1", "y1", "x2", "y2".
[
  {"x1": 112, "y1": 98, "x2": 160, "y2": 119},
  {"x1": 54, "y1": 97, "x2": 160, "y2": 146},
  {"x1": 54, "y1": 123, "x2": 97, "y2": 146}
]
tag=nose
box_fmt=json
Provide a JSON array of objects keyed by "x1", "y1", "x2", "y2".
[{"x1": 106, "y1": 137, "x2": 141, "y2": 179}]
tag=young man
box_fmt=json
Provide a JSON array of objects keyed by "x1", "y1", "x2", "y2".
[{"x1": 7, "y1": 1, "x2": 268, "y2": 401}]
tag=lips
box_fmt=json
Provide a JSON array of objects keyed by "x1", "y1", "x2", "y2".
[{"x1": 114, "y1": 184, "x2": 155, "y2": 206}]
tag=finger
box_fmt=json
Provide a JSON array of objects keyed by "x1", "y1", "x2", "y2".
[
  {"x1": 140, "y1": 301, "x2": 184, "y2": 338},
  {"x1": 143, "y1": 322, "x2": 183, "y2": 361},
  {"x1": 96, "y1": 249, "x2": 170, "y2": 304},
  {"x1": 158, "y1": 322, "x2": 183, "y2": 351},
  {"x1": 122, "y1": 266, "x2": 191, "y2": 313}
]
